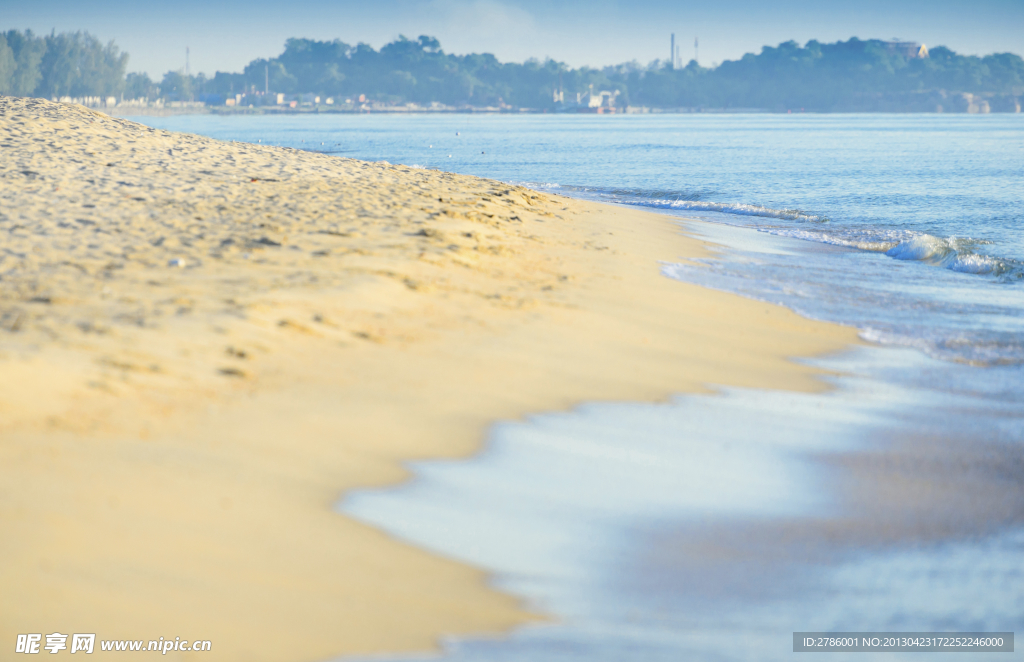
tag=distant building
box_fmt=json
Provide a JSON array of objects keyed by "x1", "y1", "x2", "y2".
[
  {"x1": 883, "y1": 40, "x2": 929, "y2": 58},
  {"x1": 587, "y1": 85, "x2": 620, "y2": 108}
]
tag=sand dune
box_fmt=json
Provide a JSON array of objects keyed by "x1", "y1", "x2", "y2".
[{"x1": 0, "y1": 96, "x2": 857, "y2": 661}]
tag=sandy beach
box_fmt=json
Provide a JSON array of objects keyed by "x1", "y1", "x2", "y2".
[{"x1": 0, "y1": 96, "x2": 859, "y2": 661}]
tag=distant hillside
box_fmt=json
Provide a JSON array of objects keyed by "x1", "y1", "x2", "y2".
[{"x1": 2, "y1": 30, "x2": 1021, "y2": 112}]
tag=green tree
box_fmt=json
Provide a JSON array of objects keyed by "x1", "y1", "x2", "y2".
[
  {"x1": 3, "y1": 30, "x2": 47, "y2": 95},
  {"x1": 125, "y1": 71, "x2": 156, "y2": 99},
  {"x1": 0, "y1": 34, "x2": 15, "y2": 94},
  {"x1": 208, "y1": 71, "x2": 246, "y2": 96},
  {"x1": 36, "y1": 31, "x2": 127, "y2": 98},
  {"x1": 160, "y1": 70, "x2": 193, "y2": 100}
]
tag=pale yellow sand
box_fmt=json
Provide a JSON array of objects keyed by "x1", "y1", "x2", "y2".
[{"x1": 0, "y1": 97, "x2": 858, "y2": 661}]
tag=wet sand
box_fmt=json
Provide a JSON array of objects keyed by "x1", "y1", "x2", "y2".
[
  {"x1": 0, "y1": 96, "x2": 857, "y2": 661},
  {"x1": 642, "y1": 435, "x2": 1024, "y2": 596}
]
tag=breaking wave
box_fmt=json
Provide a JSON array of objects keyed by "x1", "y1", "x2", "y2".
[
  {"x1": 764, "y1": 228, "x2": 1022, "y2": 280},
  {"x1": 617, "y1": 193, "x2": 1018, "y2": 281}
]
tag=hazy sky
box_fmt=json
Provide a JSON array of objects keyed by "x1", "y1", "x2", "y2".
[{"x1": 5, "y1": 0, "x2": 1023, "y2": 78}]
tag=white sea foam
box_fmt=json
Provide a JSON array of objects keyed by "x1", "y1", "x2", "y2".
[
  {"x1": 726, "y1": 223, "x2": 1018, "y2": 279},
  {"x1": 625, "y1": 198, "x2": 826, "y2": 222},
  {"x1": 764, "y1": 227, "x2": 903, "y2": 252}
]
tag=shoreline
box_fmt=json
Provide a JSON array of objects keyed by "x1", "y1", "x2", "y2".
[
  {"x1": 1, "y1": 97, "x2": 858, "y2": 661},
  {"x1": 339, "y1": 342, "x2": 1024, "y2": 661},
  {"x1": 102, "y1": 106, "x2": 775, "y2": 118},
  {"x1": 92, "y1": 106, "x2": 1018, "y2": 119}
]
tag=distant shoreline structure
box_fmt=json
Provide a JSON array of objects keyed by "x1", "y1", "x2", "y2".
[{"x1": 83, "y1": 96, "x2": 1014, "y2": 117}]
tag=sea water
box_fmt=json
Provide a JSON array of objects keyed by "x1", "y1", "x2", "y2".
[{"x1": 134, "y1": 113, "x2": 1024, "y2": 659}]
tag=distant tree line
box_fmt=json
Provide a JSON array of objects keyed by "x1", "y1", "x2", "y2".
[
  {"x1": 1, "y1": 29, "x2": 1022, "y2": 111},
  {"x1": 0, "y1": 29, "x2": 127, "y2": 97},
  {"x1": 170, "y1": 35, "x2": 602, "y2": 108},
  {"x1": 621, "y1": 39, "x2": 1024, "y2": 111},
  {"x1": 182, "y1": 35, "x2": 1024, "y2": 111}
]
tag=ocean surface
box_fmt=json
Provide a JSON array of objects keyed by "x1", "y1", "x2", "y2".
[{"x1": 134, "y1": 113, "x2": 1024, "y2": 659}]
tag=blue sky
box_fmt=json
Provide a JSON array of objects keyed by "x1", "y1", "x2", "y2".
[{"x1": 5, "y1": 0, "x2": 1023, "y2": 78}]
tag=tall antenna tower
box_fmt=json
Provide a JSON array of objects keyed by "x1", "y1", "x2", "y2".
[
  {"x1": 186, "y1": 46, "x2": 190, "y2": 76},
  {"x1": 670, "y1": 34, "x2": 675, "y2": 69},
  {"x1": 695, "y1": 37, "x2": 699, "y2": 65}
]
